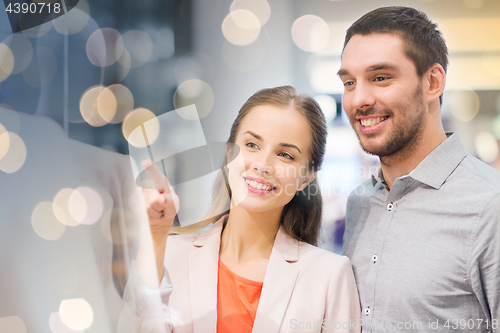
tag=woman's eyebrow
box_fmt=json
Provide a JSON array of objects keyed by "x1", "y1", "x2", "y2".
[
  {"x1": 244, "y1": 131, "x2": 262, "y2": 140},
  {"x1": 244, "y1": 131, "x2": 302, "y2": 154},
  {"x1": 280, "y1": 143, "x2": 301, "y2": 154}
]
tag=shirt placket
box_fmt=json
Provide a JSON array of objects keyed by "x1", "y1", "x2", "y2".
[{"x1": 363, "y1": 178, "x2": 408, "y2": 331}]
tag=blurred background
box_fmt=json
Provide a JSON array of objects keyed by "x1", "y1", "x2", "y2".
[{"x1": 0, "y1": 0, "x2": 499, "y2": 254}]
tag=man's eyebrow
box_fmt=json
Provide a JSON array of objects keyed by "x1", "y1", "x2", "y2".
[
  {"x1": 337, "y1": 63, "x2": 399, "y2": 76},
  {"x1": 337, "y1": 68, "x2": 349, "y2": 76},
  {"x1": 244, "y1": 131, "x2": 302, "y2": 154},
  {"x1": 366, "y1": 63, "x2": 398, "y2": 72}
]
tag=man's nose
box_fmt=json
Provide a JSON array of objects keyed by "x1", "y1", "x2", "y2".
[{"x1": 351, "y1": 82, "x2": 375, "y2": 111}]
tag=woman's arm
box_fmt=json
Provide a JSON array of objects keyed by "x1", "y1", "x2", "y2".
[
  {"x1": 324, "y1": 256, "x2": 362, "y2": 333},
  {"x1": 141, "y1": 160, "x2": 179, "y2": 283}
]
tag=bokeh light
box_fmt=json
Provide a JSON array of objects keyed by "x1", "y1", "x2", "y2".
[
  {"x1": 117, "y1": 48, "x2": 131, "y2": 81},
  {"x1": 74, "y1": 186, "x2": 104, "y2": 225},
  {"x1": 448, "y1": 88, "x2": 480, "y2": 122},
  {"x1": 122, "y1": 108, "x2": 160, "y2": 147},
  {"x1": 53, "y1": 188, "x2": 81, "y2": 227},
  {"x1": 31, "y1": 202, "x2": 66, "y2": 241},
  {"x1": 80, "y1": 86, "x2": 112, "y2": 127},
  {"x1": 221, "y1": 39, "x2": 265, "y2": 72},
  {"x1": 230, "y1": 0, "x2": 271, "y2": 26},
  {"x1": 291, "y1": 15, "x2": 330, "y2": 52},
  {"x1": 53, "y1": 0, "x2": 91, "y2": 35},
  {"x1": 2, "y1": 33, "x2": 33, "y2": 75},
  {"x1": 0, "y1": 132, "x2": 26, "y2": 173},
  {"x1": 222, "y1": 10, "x2": 261, "y2": 46},
  {"x1": 68, "y1": 188, "x2": 88, "y2": 224},
  {"x1": 86, "y1": 28, "x2": 125, "y2": 67},
  {"x1": 96, "y1": 86, "x2": 117, "y2": 123},
  {"x1": 49, "y1": 312, "x2": 84, "y2": 333},
  {"x1": 314, "y1": 95, "x2": 337, "y2": 123},
  {"x1": 475, "y1": 131, "x2": 499, "y2": 163},
  {"x1": 22, "y1": 46, "x2": 57, "y2": 87},
  {"x1": 174, "y1": 79, "x2": 215, "y2": 120},
  {"x1": 98, "y1": 84, "x2": 134, "y2": 124},
  {"x1": 0, "y1": 316, "x2": 26, "y2": 333},
  {"x1": 122, "y1": 30, "x2": 153, "y2": 68},
  {"x1": 0, "y1": 43, "x2": 14, "y2": 82},
  {"x1": 59, "y1": 298, "x2": 94, "y2": 331},
  {"x1": 0, "y1": 123, "x2": 10, "y2": 160}
]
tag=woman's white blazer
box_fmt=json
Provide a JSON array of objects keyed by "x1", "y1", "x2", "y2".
[{"x1": 163, "y1": 216, "x2": 361, "y2": 333}]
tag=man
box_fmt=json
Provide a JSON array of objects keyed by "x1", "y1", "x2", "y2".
[{"x1": 339, "y1": 6, "x2": 500, "y2": 332}]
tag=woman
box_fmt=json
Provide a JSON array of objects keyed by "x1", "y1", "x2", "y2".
[{"x1": 139, "y1": 86, "x2": 360, "y2": 332}]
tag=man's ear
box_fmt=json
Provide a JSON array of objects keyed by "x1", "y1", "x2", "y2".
[
  {"x1": 424, "y1": 63, "x2": 446, "y2": 105},
  {"x1": 298, "y1": 171, "x2": 317, "y2": 191}
]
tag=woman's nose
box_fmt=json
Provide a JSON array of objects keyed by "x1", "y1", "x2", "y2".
[{"x1": 251, "y1": 153, "x2": 274, "y2": 176}]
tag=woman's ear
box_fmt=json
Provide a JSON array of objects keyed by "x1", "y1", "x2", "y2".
[
  {"x1": 424, "y1": 63, "x2": 446, "y2": 105},
  {"x1": 298, "y1": 171, "x2": 317, "y2": 191}
]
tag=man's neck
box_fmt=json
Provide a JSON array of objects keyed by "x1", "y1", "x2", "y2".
[{"x1": 380, "y1": 129, "x2": 447, "y2": 190}]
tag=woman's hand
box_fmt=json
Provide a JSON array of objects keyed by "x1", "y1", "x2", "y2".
[{"x1": 141, "y1": 160, "x2": 180, "y2": 283}]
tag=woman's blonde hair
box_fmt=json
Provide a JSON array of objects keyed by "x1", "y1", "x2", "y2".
[{"x1": 172, "y1": 86, "x2": 327, "y2": 246}]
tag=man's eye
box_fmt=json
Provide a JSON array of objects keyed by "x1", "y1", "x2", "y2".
[
  {"x1": 278, "y1": 152, "x2": 294, "y2": 160},
  {"x1": 343, "y1": 81, "x2": 355, "y2": 86},
  {"x1": 246, "y1": 142, "x2": 259, "y2": 149},
  {"x1": 374, "y1": 76, "x2": 388, "y2": 82}
]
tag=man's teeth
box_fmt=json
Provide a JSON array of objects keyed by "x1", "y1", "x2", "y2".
[
  {"x1": 246, "y1": 179, "x2": 273, "y2": 191},
  {"x1": 360, "y1": 116, "x2": 388, "y2": 127}
]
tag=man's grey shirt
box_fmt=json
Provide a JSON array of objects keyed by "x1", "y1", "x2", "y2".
[{"x1": 344, "y1": 133, "x2": 500, "y2": 332}]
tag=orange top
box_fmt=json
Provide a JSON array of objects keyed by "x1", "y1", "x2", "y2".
[{"x1": 217, "y1": 259, "x2": 263, "y2": 333}]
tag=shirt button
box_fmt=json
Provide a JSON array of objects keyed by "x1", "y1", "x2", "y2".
[
  {"x1": 387, "y1": 203, "x2": 394, "y2": 211},
  {"x1": 365, "y1": 307, "x2": 371, "y2": 316},
  {"x1": 372, "y1": 255, "x2": 378, "y2": 264}
]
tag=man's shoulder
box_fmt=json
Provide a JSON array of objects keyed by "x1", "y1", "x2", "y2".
[{"x1": 454, "y1": 154, "x2": 500, "y2": 194}]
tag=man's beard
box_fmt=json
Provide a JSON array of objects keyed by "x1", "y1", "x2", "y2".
[{"x1": 353, "y1": 89, "x2": 426, "y2": 159}]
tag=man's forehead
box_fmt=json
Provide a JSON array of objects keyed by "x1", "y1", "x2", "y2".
[{"x1": 339, "y1": 33, "x2": 409, "y2": 71}]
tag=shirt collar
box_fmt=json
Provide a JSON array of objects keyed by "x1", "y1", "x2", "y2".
[{"x1": 371, "y1": 133, "x2": 467, "y2": 190}]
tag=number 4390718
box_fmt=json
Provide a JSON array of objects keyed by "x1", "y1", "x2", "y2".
[{"x1": 6, "y1": 2, "x2": 61, "y2": 14}]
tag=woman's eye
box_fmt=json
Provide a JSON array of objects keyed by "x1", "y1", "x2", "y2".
[
  {"x1": 278, "y1": 152, "x2": 294, "y2": 160},
  {"x1": 246, "y1": 142, "x2": 259, "y2": 149}
]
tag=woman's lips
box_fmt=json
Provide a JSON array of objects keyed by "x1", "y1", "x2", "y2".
[{"x1": 243, "y1": 177, "x2": 276, "y2": 195}]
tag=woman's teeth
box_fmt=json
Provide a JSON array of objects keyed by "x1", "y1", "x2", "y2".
[
  {"x1": 360, "y1": 116, "x2": 388, "y2": 127},
  {"x1": 246, "y1": 179, "x2": 272, "y2": 191}
]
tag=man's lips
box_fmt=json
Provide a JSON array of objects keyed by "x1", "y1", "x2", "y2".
[{"x1": 357, "y1": 116, "x2": 389, "y2": 133}]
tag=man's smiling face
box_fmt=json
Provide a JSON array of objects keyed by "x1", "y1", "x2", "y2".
[{"x1": 338, "y1": 33, "x2": 428, "y2": 158}]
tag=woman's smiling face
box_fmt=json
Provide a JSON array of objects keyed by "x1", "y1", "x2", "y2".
[{"x1": 227, "y1": 104, "x2": 315, "y2": 214}]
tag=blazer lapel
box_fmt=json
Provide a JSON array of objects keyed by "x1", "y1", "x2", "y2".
[
  {"x1": 252, "y1": 227, "x2": 300, "y2": 333},
  {"x1": 188, "y1": 218, "x2": 225, "y2": 333}
]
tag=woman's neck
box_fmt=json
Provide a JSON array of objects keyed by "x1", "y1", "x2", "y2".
[{"x1": 220, "y1": 205, "x2": 282, "y2": 264}]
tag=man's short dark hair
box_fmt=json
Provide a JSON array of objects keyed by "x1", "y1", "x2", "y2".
[{"x1": 342, "y1": 6, "x2": 448, "y2": 104}]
